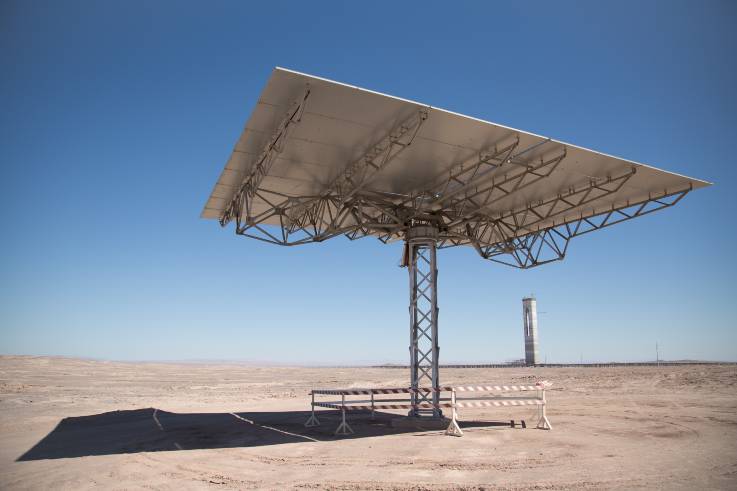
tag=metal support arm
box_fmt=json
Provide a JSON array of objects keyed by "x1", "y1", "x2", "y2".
[
  {"x1": 220, "y1": 86, "x2": 311, "y2": 226},
  {"x1": 471, "y1": 186, "x2": 692, "y2": 268}
]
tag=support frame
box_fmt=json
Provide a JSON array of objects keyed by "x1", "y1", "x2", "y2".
[{"x1": 406, "y1": 226, "x2": 441, "y2": 417}]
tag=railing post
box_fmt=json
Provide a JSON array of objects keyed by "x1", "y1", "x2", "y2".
[
  {"x1": 445, "y1": 388, "x2": 463, "y2": 436},
  {"x1": 334, "y1": 393, "x2": 354, "y2": 435},
  {"x1": 305, "y1": 390, "x2": 320, "y2": 427},
  {"x1": 536, "y1": 385, "x2": 552, "y2": 430}
]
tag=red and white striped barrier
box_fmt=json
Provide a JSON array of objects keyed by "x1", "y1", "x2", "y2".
[
  {"x1": 315, "y1": 402, "x2": 455, "y2": 411},
  {"x1": 310, "y1": 384, "x2": 545, "y2": 395},
  {"x1": 305, "y1": 381, "x2": 552, "y2": 436},
  {"x1": 455, "y1": 400, "x2": 543, "y2": 408},
  {"x1": 453, "y1": 385, "x2": 540, "y2": 392},
  {"x1": 311, "y1": 388, "x2": 414, "y2": 396}
]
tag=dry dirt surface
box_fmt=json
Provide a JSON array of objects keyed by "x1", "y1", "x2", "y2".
[{"x1": 1, "y1": 356, "x2": 736, "y2": 490}]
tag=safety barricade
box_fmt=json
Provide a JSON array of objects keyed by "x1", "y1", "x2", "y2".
[
  {"x1": 304, "y1": 382, "x2": 551, "y2": 436},
  {"x1": 446, "y1": 382, "x2": 552, "y2": 436}
]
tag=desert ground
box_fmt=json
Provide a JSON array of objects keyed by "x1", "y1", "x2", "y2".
[{"x1": 0, "y1": 356, "x2": 735, "y2": 490}]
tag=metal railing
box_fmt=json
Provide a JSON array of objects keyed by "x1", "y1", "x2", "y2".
[{"x1": 304, "y1": 382, "x2": 551, "y2": 436}]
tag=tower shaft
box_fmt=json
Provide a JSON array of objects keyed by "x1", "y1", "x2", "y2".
[
  {"x1": 523, "y1": 297, "x2": 539, "y2": 366},
  {"x1": 406, "y1": 226, "x2": 441, "y2": 417}
]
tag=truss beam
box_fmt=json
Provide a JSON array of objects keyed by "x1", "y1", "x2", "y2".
[
  {"x1": 228, "y1": 109, "x2": 428, "y2": 245},
  {"x1": 493, "y1": 166, "x2": 636, "y2": 235},
  {"x1": 472, "y1": 186, "x2": 691, "y2": 268},
  {"x1": 285, "y1": 109, "x2": 429, "y2": 227},
  {"x1": 453, "y1": 166, "x2": 636, "y2": 250},
  {"x1": 347, "y1": 146, "x2": 567, "y2": 244},
  {"x1": 442, "y1": 148, "x2": 568, "y2": 225},
  {"x1": 398, "y1": 136, "x2": 521, "y2": 207},
  {"x1": 220, "y1": 86, "x2": 311, "y2": 226}
]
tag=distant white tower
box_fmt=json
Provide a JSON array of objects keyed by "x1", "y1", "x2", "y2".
[{"x1": 522, "y1": 296, "x2": 539, "y2": 366}]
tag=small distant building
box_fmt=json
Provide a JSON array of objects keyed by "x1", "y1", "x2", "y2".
[{"x1": 522, "y1": 296, "x2": 539, "y2": 366}]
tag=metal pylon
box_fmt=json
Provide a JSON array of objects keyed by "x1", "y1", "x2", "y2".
[{"x1": 406, "y1": 226, "x2": 441, "y2": 417}]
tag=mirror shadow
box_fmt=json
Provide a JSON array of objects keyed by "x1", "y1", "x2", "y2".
[{"x1": 17, "y1": 408, "x2": 519, "y2": 461}]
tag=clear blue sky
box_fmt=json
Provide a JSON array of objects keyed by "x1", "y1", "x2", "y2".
[{"x1": 1, "y1": 1, "x2": 735, "y2": 364}]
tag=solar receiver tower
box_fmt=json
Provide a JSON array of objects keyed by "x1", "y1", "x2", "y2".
[
  {"x1": 203, "y1": 68, "x2": 710, "y2": 417},
  {"x1": 523, "y1": 297, "x2": 539, "y2": 366}
]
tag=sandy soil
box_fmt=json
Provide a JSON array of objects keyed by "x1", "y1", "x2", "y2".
[{"x1": 0, "y1": 356, "x2": 735, "y2": 490}]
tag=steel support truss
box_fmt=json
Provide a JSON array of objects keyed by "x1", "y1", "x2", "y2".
[
  {"x1": 220, "y1": 86, "x2": 311, "y2": 227},
  {"x1": 406, "y1": 226, "x2": 441, "y2": 417},
  {"x1": 442, "y1": 186, "x2": 692, "y2": 268},
  {"x1": 219, "y1": 91, "x2": 696, "y2": 418},
  {"x1": 229, "y1": 106, "x2": 429, "y2": 246}
]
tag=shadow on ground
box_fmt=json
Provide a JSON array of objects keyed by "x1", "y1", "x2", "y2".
[{"x1": 17, "y1": 408, "x2": 517, "y2": 461}]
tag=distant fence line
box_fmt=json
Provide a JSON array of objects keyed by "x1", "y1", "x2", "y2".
[{"x1": 373, "y1": 362, "x2": 737, "y2": 369}]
